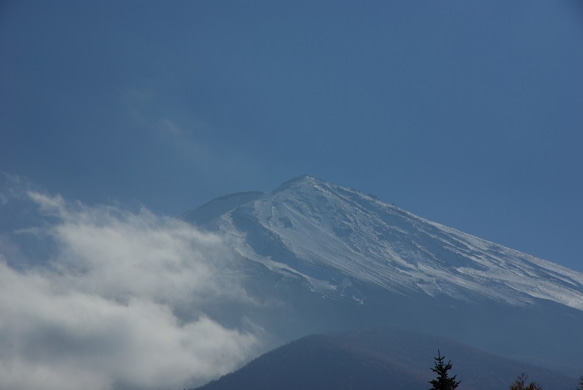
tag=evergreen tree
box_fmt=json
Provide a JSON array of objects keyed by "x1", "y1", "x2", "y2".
[
  {"x1": 577, "y1": 375, "x2": 583, "y2": 390},
  {"x1": 428, "y1": 350, "x2": 460, "y2": 390},
  {"x1": 509, "y1": 373, "x2": 543, "y2": 390}
]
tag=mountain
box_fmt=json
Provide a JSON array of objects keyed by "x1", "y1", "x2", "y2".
[
  {"x1": 182, "y1": 175, "x2": 583, "y2": 374},
  {"x1": 194, "y1": 327, "x2": 578, "y2": 390}
]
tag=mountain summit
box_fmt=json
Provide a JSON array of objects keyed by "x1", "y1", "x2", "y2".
[
  {"x1": 183, "y1": 176, "x2": 583, "y2": 374},
  {"x1": 184, "y1": 175, "x2": 583, "y2": 309}
]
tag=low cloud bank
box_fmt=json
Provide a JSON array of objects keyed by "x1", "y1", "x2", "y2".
[{"x1": 0, "y1": 190, "x2": 260, "y2": 390}]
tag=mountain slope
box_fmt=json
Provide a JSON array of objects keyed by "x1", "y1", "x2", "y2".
[
  {"x1": 182, "y1": 175, "x2": 583, "y2": 374},
  {"x1": 184, "y1": 175, "x2": 583, "y2": 309},
  {"x1": 194, "y1": 327, "x2": 578, "y2": 390}
]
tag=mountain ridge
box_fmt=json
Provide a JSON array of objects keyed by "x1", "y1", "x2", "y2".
[
  {"x1": 184, "y1": 175, "x2": 583, "y2": 310},
  {"x1": 182, "y1": 175, "x2": 583, "y2": 374},
  {"x1": 193, "y1": 327, "x2": 578, "y2": 390}
]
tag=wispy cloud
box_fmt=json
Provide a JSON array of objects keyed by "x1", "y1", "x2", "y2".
[
  {"x1": 0, "y1": 172, "x2": 30, "y2": 204},
  {"x1": 118, "y1": 87, "x2": 260, "y2": 182},
  {"x1": 0, "y1": 189, "x2": 261, "y2": 390},
  {"x1": 155, "y1": 116, "x2": 215, "y2": 169},
  {"x1": 119, "y1": 87, "x2": 214, "y2": 165}
]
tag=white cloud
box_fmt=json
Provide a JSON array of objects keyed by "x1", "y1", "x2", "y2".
[{"x1": 0, "y1": 191, "x2": 261, "y2": 390}]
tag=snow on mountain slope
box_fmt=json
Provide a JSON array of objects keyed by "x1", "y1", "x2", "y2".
[{"x1": 183, "y1": 175, "x2": 583, "y2": 312}]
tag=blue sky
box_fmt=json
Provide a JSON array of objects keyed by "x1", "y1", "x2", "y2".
[{"x1": 1, "y1": 0, "x2": 583, "y2": 272}]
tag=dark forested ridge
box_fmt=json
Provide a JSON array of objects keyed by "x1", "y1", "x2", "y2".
[{"x1": 193, "y1": 327, "x2": 578, "y2": 390}]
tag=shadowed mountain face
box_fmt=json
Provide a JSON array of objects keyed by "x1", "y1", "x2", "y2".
[
  {"x1": 194, "y1": 327, "x2": 578, "y2": 390},
  {"x1": 182, "y1": 176, "x2": 583, "y2": 374}
]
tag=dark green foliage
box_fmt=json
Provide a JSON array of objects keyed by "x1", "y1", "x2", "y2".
[
  {"x1": 509, "y1": 373, "x2": 543, "y2": 390},
  {"x1": 428, "y1": 350, "x2": 460, "y2": 390},
  {"x1": 578, "y1": 376, "x2": 583, "y2": 390}
]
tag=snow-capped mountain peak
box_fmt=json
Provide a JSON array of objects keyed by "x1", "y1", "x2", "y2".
[{"x1": 184, "y1": 176, "x2": 583, "y2": 311}]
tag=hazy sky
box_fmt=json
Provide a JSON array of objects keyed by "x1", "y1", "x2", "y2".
[
  {"x1": 2, "y1": 1, "x2": 582, "y2": 269},
  {"x1": 3, "y1": 0, "x2": 582, "y2": 271},
  {"x1": 1, "y1": 1, "x2": 583, "y2": 389}
]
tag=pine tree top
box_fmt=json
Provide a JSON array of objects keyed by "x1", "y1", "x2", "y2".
[
  {"x1": 428, "y1": 350, "x2": 460, "y2": 390},
  {"x1": 509, "y1": 373, "x2": 543, "y2": 390}
]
